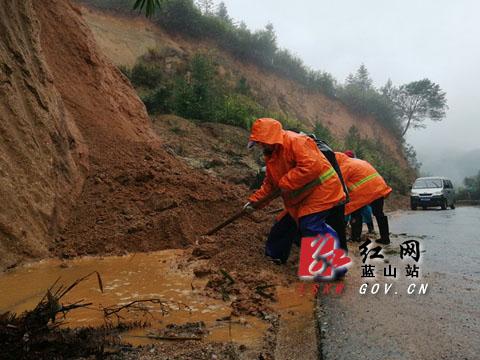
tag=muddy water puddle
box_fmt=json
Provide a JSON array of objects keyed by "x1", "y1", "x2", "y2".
[
  {"x1": 0, "y1": 250, "x2": 268, "y2": 346},
  {"x1": 0, "y1": 250, "x2": 315, "y2": 351}
]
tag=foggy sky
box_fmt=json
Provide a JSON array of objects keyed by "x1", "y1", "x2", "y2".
[{"x1": 220, "y1": 0, "x2": 480, "y2": 163}]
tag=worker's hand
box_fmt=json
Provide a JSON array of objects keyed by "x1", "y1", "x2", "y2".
[{"x1": 243, "y1": 202, "x2": 256, "y2": 214}]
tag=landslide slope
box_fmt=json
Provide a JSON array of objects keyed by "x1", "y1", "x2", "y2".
[
  {"x1": 78, "y1": 5, "x2": 407, "y2": 167},
  {"x1": 0, "y1": 0, "x2": 86, "y2": 269},
  {"x1": 0, "y1": 0, "x2": 273, "y2": 271}
]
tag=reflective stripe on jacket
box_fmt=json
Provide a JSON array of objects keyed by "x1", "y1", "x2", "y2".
[
  {"x1": 335, "y1": 152, "x2": 392, "y2": 215},
  {"x1": 248, "y1": 119, "x2": 345, "y2": 219}
]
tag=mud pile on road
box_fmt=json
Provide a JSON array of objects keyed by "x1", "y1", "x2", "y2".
[
  {"x1": 0, "y1": 0, "x2": 294, "y2": 314},
  {"x1": 0, "y1": 2, "x2": 304, "y2": 358}
]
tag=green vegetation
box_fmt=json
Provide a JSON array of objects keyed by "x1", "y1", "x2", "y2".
[
  {"x1": 337, "y1": 65, "x2": 402, "y2": 136},
  {"x1": 122, "y1": 51, "x2": 416, "y2": 193},
  {"x1": 313, "y1": 121, "x2": 341, "y2": 149},
  {"x1": 344, "y1": 127, "x2": 415, "y2": 195},
  {"x1": 81, "y1": 0, "x2": 336, "y2": 97},
  {"x1": 153, "y1": 0, "x2": 337, "y2": 97},
  {"x1": 82, "y1": 0, "x2": 446, "y2": 140},
  {"x1": 125, "y1": 52, "x2": 303, "y2": 130},
  {"x1": 382, "y1": 79, "x2": 448, "y2": 136},
  {"x1": 456, "y1": 171, "x2": 480, "y2": 200},
  {"x1": 82, "y1": 0, "x2": 448, "y2": 141},
  {"x1": 133, "y1": 0, "x2": 163, "y2": 17},
  {"x1": 83, "y1": 1, "x2": 423, "y2": 192}
]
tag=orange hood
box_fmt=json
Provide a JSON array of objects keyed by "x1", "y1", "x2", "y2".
[{"x1": 249, "y1": 118, "x2": 284, "y2": 146}]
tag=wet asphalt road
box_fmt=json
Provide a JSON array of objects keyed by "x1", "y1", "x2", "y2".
[{"x1": 318, "y1": 206, "x2": 480, "y2": 360}]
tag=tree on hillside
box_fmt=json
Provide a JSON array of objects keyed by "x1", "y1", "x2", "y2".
[
  {"x1": 381, "y1": 79, "x2": 396, "y2": 99},
  {"x1": 313, "y1": 121, "x2": 335, "y2": 146},
  {"x1": 133, "y1": 0, "x2": 164, "y2": 17},
  {"x1": 385, "y1": 79, "x2": 448, "y2": 136},
  {"x1": 457, "y1": 171, "x2": 480, "y2": 200},
  {"x1": 403, "y1": 143, "x2": 422, "y2": 172},
  {"x1": 196, "y1": 0, "x2": 214, "y2": 15},
  {"x1": 464, "y1": 171, "x2": 480, "y2": 198},
  {"x1": 251, "y1": 23, "x2": 277, "y2": 66},
  {"x1": 341, "y1": 65, "x2": 378, "y2": 116},
  {"x1": 346, "y1": 64, "x2": 373, "y2": 92},
  {"x1": 216, "y1": 1, "x2": 231, "y2": 23}
]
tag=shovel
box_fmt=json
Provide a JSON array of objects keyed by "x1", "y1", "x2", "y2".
[{"x1": 205, "y1": 189, "x2": 281, "y2": 235}]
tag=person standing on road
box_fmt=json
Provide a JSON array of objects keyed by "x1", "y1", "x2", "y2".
[
  {"x1": 361, "y1": 205, "x2": 375, "y2": 233},
  {"x1": 336, "y1": 151, "x2": 392, "y2": 244},
  {"x1": 245, "y1": 118, "x2": 346, "y2": 265}
]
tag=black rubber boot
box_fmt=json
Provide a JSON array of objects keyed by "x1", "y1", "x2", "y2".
[
  {"x1": 376, "y1": 215, "x2": 390, "y2": 245},
  {"x1": 350, "y1": 217, "x2": 363, "y2": 242},
  {"x1": 367, "y1": 222, "x2": 374, "y2": 233}
]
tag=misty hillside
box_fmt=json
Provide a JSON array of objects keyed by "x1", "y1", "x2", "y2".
[
  {"x1": 76, "y1": 1, "x2": 419, "y2": 193},
  {"x1": 419, "y1": 148, "x2": 480, "y2": 186}
]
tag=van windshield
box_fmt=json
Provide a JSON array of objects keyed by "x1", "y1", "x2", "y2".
[{"x1": 413, "y1": 179, "x2": 443, "y2": 189}]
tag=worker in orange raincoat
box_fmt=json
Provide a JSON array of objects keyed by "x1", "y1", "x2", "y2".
[
  {"x1": 336, "y1": 151, "x2": 392, "y2": 244},
  {"x1": 245, "y1": 118, "x2": 346, "y2": 268}
]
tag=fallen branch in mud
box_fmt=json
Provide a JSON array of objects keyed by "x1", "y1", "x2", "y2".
[
  {"x1": 220, "y1": 268, "x2": 235, "y2": 285},
  {"x1": 218, "y1": 269, "x2": 235, "y2": 301},
  {"x1": 255, "y1": 284, "x2": 276, "y2": 301},
  {"x1": 103, "y1": 298, "x2": 171, "y2": 323},
  {"x1": 20, "y1": 271, "x2": 103, "y2": 331},
  {"x1": 0, "y1": 272, "x2": 105, "y2": 359},
  {"x1": 0, "y1": 272, "x2": 181, "y2": 359}
]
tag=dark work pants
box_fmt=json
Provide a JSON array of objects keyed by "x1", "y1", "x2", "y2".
[
  {"x1": 351, "y1": 197, "x2": 389, "y2": 242},
  {"x1": 325, "y1": 204, "x2": 347, "y2": 252},
  {"x1": 265, "y1": 213, "x2": 299, "y2": 263},
  {"x1": 265, "y1": 206, "x2": 346, "y2": 263}
]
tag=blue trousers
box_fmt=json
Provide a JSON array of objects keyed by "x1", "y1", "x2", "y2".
[{"x1": 265, "y1": 210, "x2": 339, "y2": 264}]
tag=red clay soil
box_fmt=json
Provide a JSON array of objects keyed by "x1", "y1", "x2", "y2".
[
  {"x1": 0, "y1": 0, "x2": 87, "y2": 270},
  {"x1": 25, "y1": 0, "x2": 293, "y2": 319},
  {"x1": 1, "y1": 2, "x2": 404, "y2": 320}
]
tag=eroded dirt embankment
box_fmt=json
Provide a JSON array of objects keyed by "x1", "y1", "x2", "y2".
[
  {"x1": 31, "y1": 1, "x2": 301, "y2": 316},
  {"x1": 0, "y1": 1, "x2": 407, "y2": 357},
  {"x1": 0, "y1": 0, "x2": 299, "y2": 322},
  {"x1": 78, "y1": 4, "x2": 408, "y2": 168},
  {"x1": 0, "y1": 0, "x2": 86, "y2": 270}
]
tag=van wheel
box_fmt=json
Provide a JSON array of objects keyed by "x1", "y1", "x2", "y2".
[
  {"x1": 422, "y1": 206, "x2": 427, "y2": 210},
  {"x1": 441, "y1": 199, "x2": 447, "y2": 210},
  {"x1": 411, "y1": 205, "x2": 417, "y2": 210},
  {"x1": 450, "y1": 203, "x2": 455, "y2": 209}
]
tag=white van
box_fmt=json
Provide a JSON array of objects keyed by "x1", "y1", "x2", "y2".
[{"x1": 410, "y1": 177, "x2": 455, "y2": 210}]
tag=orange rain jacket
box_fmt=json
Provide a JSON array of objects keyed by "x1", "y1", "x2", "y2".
[
  {"x1": 248, "y1": 118, "x2": 345, "y2": 220},
  {"x1": 335, "y1": 152, "x2": 392, "y2": 215}
]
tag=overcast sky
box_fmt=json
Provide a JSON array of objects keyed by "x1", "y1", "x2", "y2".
[{"x1": 220, "y1": 0, "x2": 480, "y2": 159}]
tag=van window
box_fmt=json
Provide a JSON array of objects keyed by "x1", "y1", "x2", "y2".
[
  {"x1": 413, "y1": 179, "x2": 443, "y2": 189},
  {"x1": 444, "y1": 180, "x2": 454, "y2": 189}
]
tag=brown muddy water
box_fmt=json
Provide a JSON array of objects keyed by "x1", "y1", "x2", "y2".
[{"x1": 0, "y1": 249, "x2": 315, "y2": 353}]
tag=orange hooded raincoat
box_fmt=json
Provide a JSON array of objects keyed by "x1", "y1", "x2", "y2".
[
  {"x1": 248, "y1": 118, "x2": 345, "y2": 220},
  {"x1": 335, "y1": 152, "x2": 392, "y2": 215}
]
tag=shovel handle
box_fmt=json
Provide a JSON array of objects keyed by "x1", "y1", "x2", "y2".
[{"x1": 205, "y1": 189, "x2": 281, "y2": 236}]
